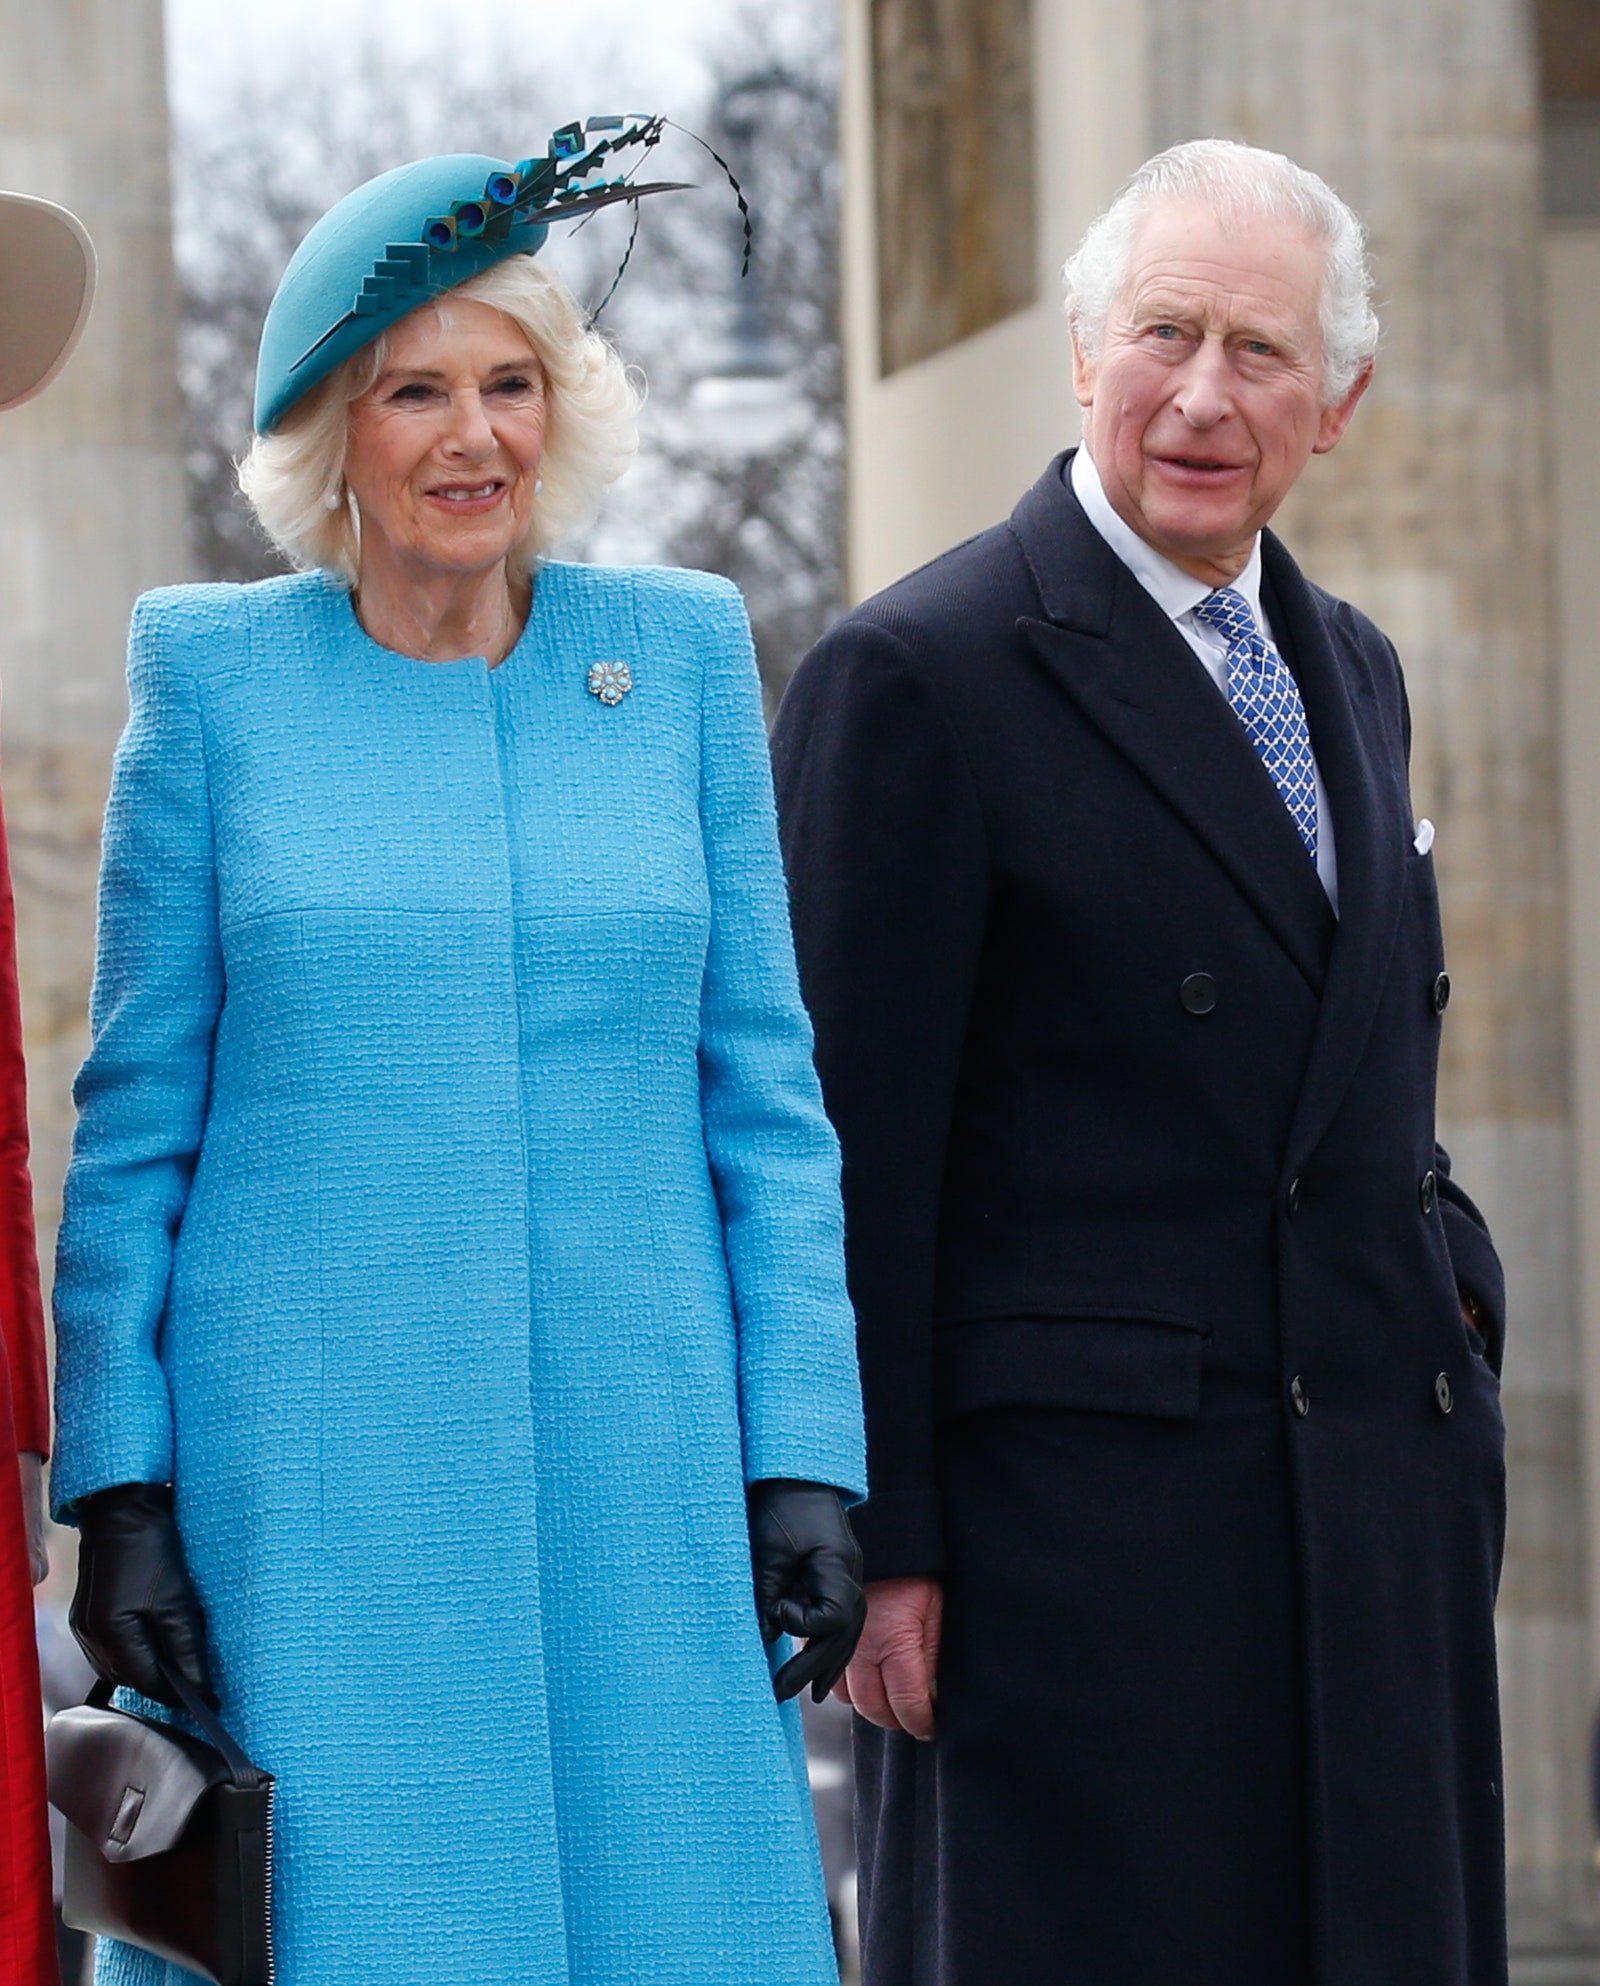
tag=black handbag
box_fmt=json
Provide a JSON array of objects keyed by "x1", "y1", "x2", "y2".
[{"x1": 46, "y1": 1665, "x2": 275, "y2": 1986}]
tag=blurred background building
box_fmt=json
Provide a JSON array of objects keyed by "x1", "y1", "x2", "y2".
[
  {"x1": 0, "y1": 0, "x2": 189, "y2": 1278},
  {"x1": 2, "y1": 0, "x2": 1599, "y2": 1978}
]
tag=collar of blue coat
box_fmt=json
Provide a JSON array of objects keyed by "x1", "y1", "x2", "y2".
[{"x1": 254, "y1": 118, "x2": 682, "y2": 434}]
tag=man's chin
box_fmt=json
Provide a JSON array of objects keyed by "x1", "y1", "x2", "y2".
[{"x1": 1130, "y1": 495, "x2": 1260, "y2": 572}]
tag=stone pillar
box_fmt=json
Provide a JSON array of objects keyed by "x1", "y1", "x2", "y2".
[
  {"x1": 1146, "y1": 0, "x2": 1591, "y2": 1969},
  {"x1": 0, "y1": 0, "x2": 190, "y2": 1271}
]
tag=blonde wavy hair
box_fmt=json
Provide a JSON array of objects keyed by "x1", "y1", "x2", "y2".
[{"x1": 238, "y1": 255, "x2": 640, "y2": 580}]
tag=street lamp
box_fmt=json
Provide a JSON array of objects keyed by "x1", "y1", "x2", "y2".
[
  {"x1": 687, "y1": 66, "x2": 823, "y2": 454},
  {"x1": 690, "y1": 288, "x2": 803, "y2": 452}
]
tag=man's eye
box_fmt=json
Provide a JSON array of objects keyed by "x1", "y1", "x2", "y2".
[{"x1": 1150, "y1": 324, "x2": 1182, "y2": 340}]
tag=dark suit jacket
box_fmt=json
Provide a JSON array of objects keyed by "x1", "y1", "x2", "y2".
[{"x1": 773, "y1": 453, "x2": 1508, "y2": 1985}]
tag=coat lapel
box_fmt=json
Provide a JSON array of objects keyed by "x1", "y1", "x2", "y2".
[
  {"x1": 1009, "y1": 458, "x2": 1336, "y2": 993},
  {"x1": 1261, "y1": 538, "x2": 1409, "y2": 1171}
]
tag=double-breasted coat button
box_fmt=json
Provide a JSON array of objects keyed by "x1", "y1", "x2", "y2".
[
  {"x1": 1290, "y1": 1375, "x2": 1309, "y2": 1417},
  {"x1": 1285, "y1": 1177, "x2": 1302, "y2": 1219},
  {"x1": 1431, "y1": 971, "x2": 1452, "y2": 1016},
  {"x1": 1419, "y1": 1170, "x2": 1437, "y2": 1215},
  {"x1": 1180, "y1": 972, "x2": 1217, "y2": 1015},
  {"x1": 1434, "y1": 1372, "x2": 1454, "y2": 1415}
]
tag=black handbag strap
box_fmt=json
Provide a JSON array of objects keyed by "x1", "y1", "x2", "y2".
[{"x1": 85, "y1": 1667, "x2": 265, "y2": 1791}]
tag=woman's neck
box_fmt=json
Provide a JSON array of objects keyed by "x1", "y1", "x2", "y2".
[{"x1": 353, "y1": 555, "x2": 531, "y2": 666}]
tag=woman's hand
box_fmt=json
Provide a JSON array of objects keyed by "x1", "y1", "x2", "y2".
[
  {"x1": 747, "y1": 1479, "x2": 866, "y2": 1703},
  {"x1": 834, "y1": 1575, "x2": 943, "y2": 1741},
  {"x1": 70, "y1": 1482, "x2": 216, "y2": 1708},
  {"x1": 19, "y1": 1453, "x2": 46, "y2": 1585}
]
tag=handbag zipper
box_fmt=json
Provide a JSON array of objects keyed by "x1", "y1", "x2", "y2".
[{"x1": 261, "y1": 1779, "x2": 277, "y2": 1986}]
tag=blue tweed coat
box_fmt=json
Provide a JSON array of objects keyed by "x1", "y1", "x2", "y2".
[{"x1": 51, "y1": 563, "x2": 866, "y2": 1986}]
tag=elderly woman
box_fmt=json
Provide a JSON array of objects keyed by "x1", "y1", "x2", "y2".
[{"x1": 51, "y1": 138, "x2": 864, "y2": 1986}]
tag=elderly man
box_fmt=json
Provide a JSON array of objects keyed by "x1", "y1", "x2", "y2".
[{"x1": 773, "y1": 140, "x2": 1507, "y2": 1986}]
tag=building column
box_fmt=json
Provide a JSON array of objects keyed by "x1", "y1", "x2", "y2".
[{"x1": 0, "y1": 0, "x2": 190, "y2": 1266}]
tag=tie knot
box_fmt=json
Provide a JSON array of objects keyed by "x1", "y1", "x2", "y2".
[{"x1": 1194, "y1": 587, "x2": 1256, "y2": 647}]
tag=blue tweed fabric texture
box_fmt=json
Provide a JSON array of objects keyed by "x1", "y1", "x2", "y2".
[{"x1": 52, "y1": 563, "x2": 866, "y2": 1986}]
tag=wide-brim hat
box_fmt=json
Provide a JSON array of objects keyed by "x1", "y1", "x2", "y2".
[
  {"x1": 0, "y1": 191, "x2": 96, "y2": 412},
  {"x1": 253, "y1": 118, "x2": 690, "y2": 435}
]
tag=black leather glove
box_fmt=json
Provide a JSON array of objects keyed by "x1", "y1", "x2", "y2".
[
  {"x1": 70, "y1": 1482, "x2": 216, "y2": 1709},
  {"x1": 747, "y1": 1478, "x2": 866, "y2": 1703}
]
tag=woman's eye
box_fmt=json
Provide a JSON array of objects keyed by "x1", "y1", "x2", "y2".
[
  {"x1": 491, "y1": 376, "x2": 537, "y2": 397},
  {"x1": 390, "y1": 382, "x2": 436, "y2": 403}
]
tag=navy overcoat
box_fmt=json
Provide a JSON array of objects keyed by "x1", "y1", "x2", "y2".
[{"x1": 772, "y1": 453, "x2": 1508, "y2": 1986}]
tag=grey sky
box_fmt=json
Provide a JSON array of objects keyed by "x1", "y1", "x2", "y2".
[{"x1": 165, "y1": 0, "x2": 731, "y2": 122}]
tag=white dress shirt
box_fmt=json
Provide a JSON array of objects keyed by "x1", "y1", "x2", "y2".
[{"x1": 1070, "y1": 446, "x2": 1338, "y2": 910}]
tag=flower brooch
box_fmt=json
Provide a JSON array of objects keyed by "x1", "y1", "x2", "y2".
[{"x1": 587, "y1": 659, "x2": 633, "y2": 706}]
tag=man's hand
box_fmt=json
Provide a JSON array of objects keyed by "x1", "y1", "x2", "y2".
[
  {"x1": 835, "y1": 1574, "x2": 943, "y2": 1740},
  {"x1": 18, "y1": 1453, "x2": 45, "y2": 1586}
]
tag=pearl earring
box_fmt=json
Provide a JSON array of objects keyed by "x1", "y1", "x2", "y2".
[
  {"x1": 323, "y1": 487, "x2": 343, "y2": 511},
  {"x1": 535, "y1": 477, "x2": 544, "y2": 495}
]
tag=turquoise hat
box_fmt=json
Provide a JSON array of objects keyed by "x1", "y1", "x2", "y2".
[{"x1": 253, "y1": 116, "x2": 686, "y2": 434}]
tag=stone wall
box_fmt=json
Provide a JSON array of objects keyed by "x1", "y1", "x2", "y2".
[{"x1": 870, "y1": 0, "x2": 1039, "y2": 373}]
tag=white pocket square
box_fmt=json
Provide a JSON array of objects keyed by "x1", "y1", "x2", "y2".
[{"x1": 1414, "y1": 818, "x2": 1435, "y2": 855}]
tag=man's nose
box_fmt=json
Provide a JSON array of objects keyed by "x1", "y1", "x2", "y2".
[{"x1": 1173, "y1": 337, "x2": 1233, "y2": 427}]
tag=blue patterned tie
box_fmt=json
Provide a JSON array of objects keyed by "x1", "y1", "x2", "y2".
[{"x1": 1193, "y1": 587, "x2": 1319, "y2": 863}]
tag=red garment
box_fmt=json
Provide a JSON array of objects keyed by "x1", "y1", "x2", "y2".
[{"x1": 0, "y1": 787, "x2": 57, "y2": 1986}]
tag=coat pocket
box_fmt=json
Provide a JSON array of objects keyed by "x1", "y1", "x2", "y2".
[{"x1": 934, "y1": 1312, "x2": 1209, "y2": 1422}]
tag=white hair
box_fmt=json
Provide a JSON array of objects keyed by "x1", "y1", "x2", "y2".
[
  {"x1": 1062, "y1": 139, "x2": 1379, "y2": 403},
  {"x1": 238, "y1": 255, "x2": 640, "y2": 581}
]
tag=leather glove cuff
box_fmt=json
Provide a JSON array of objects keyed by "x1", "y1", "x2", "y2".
[{"x1": 75, "y1": 1479, "x2": 177, "y2": 1532}]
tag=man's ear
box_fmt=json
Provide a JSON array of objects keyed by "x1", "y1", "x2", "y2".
[
  {"x1": 1071, "y1": 325, "x2": 1097, "y2": 412},
  {"x1": 1314, "y1": 360, "x2": 1374, "y2": 454}
]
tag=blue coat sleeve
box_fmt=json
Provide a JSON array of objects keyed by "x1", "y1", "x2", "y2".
[
  {"x1": 686, "y1": 579, "x2": 865, "y2": 1498},
  {"x1": 51, "y1": 593, "x2": 224, "y2": 1516}
]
